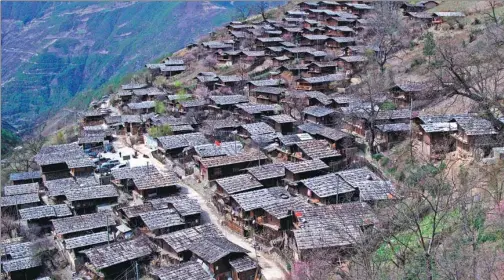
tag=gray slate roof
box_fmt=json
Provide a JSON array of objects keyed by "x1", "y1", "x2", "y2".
[
  {"x1": 120, "y1": 203, "x2": 155, "y2": 219},
  {"x1": 216, "y1": 174, "x2": 264, "y2": 194},
  {"x1": 156, "y1": 224, "x2": 224, "y2": 253},
  {"x1": 194, "y1": 141, "x2": 243, "y2": 158},
  {"x1": 127, "y1": 101, "x2": 155, "y2": 110},
  {"x1": 64, "y1": 184, "x2": 118, "y2": 202},
  {"x1": 301, "y1": 173, "x2": 354, "y2": 198},
  {"x1": 299, "y1": 74, "x2": 346, "y2": 84},
  {"x1": 209, "y1": 95, "x2": 249, "y2": 106},
  {"x1": 52, "y1": 211, "x2": 116, "y2": 235},
  {"x1": 236, "y1": 103, "x2": 282, "y2": 115},
  {"x1": 64, "y1": 231, "x2": 113, "y2": 250},
  {"x1": 199, "y1": 150, "x2": 268, "y2": 168},
  {"x1": 293, "y1": 202, "x2": 377, "y2": 250},
  {"x1": 284, "y1": 159, "x2": 329, "y2": 174},
  {"x1": 151, "y1": 261, "x2": 213, "y2": 280},
  {"x1": 303, "y1": 106, "x2": 335, "y2": 117},
  {"x1": 34, "y1": 143, "x2": 92, "y2": 167},
  {"x1": 454, "y1": 117, "x2": 498, "y2": 135},
  {"x1": 231, "y1": 187, "x2": 310, "y2": 218},
  {"x1": 420, "y1": 122, "x2": 458, "y2": 133},
  {"x1": 149, "y1": 195, "x2": 202, "y2": 217},
  {"x1": 186, "y1": 237, "x2": 248, "y2": 264},
  {"x1": 111, "y1": 164, "x2": 158, "y2": 180},
  {"x1": 82, "y1": 237, "x2": 152, "y2": 270},
  {"x1": 248, "y1": 79, "x2": 285, "y2": 87},
  {"x1": 1, "y1": 193, "x2": 40, "y2": 207},
  {"x1": 19, "y1": 204, "x2": 72, "y2": 221},
  {"x1": 297, "y1": 123, "x2": 350, "y2": 142},
  {"x1": 267, "y1": 114, "x2": 297, "y2": 124},
  {"x1": 251, "y1": 86, "x2": 286, "y2": 95},
  {"x1": 295, "y1": 139, "x2": 342, "y2": 159},
  {"x1": 9, "y1": 171, "x2": 41, "y2": 182},
  {"x1": 247, "y1": 163, "x2": 286, "y2": 181},
  {"x1": 157, "y1": 132, "x2": 209, "y2": 150},
  {"x1": 132, "y1": 171, "x2": 179, "y2": 190},
  {"x1": 139, "y1": 208, "x2": 185, "y2": 231},
  {"x1": 45, "y1": 177, "x2": 80, "y2": 197},
  {"x1": 376, "y1": 123, "x2": 411, "y2": 132},
  {"x1": 3, "y1": 183, "x2": 39, "y2": 196},
  {"x1": 241, "y1": 122, "x2": 276, "y2": 135},
  {"x1": 229, "y1": 256, "x2": 257, "y2": 273}
]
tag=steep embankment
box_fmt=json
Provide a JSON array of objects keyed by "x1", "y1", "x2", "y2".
[{"x1": 1, "y1": 1, "x2": 251, "y2": 134}]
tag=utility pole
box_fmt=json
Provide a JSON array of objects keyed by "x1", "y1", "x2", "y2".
[{"x1": 135, "y1": 261, "x2": 139, "y2": 280}]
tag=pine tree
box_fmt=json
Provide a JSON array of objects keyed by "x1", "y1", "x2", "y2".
[{"x1": 423, "y1": 32, "x2": 436, "y2": 64}]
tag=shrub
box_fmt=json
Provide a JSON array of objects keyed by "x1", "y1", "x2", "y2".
[
  {"x1": 148, "y1": 125, "x2": 173, "y2": 137},
  {"x1": 154, "y1": 101, "x2": 166, "y2": 115},
  {"x1": 381, "y1": 157, "x2": 390, "y2": 167},
  {"x1": 372, "y1": 153, "x2": 384, "y2": 161},
  {"x1": 380, "y1": 100, "x2": 398, "y2": 111}
]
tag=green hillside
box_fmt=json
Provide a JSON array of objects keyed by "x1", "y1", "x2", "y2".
[{"x1": 1, "y1": 1, "x2": 257, "y2": 135}]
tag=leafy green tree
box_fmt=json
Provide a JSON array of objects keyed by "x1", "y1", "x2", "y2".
[
  {"x1": 55, "y1": 131, "x2": 66, "y2": 144},
  {"x1": 423, "y1": 32, "x2": 436, "y2": 64},
  {"x1": 154, "y1": 101, "x2": 166, "y2": 115},
  {"x1": 380, "y1": 100, "x2": 397, "y2": 111},
  {"x1": 148, "y1": 125, "x2": 173, "y2": 137}
]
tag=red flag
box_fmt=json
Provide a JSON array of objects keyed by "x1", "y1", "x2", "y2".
[{"x1": 215, "y1": 140, "x2": 221, "y2": 146}]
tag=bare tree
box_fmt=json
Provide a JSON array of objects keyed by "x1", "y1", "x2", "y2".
[
  {"x1": 253, "y1": 1, "x2": 269, "y2": 22},
  {"x1": 360, "y1": 2, "x2": 417, "y2": 72}
]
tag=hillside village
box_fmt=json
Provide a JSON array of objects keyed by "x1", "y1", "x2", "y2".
[{"x1": 2, "y1": 1, "x2": 504, "y2": 280}]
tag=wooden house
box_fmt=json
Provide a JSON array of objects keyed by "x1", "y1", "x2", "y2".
[
  {"x1": 326, "y1": 16, "x2": 356, "y2": 27},
  {"x1": 297, "y1": 172, "x2": 356, "y2": 204},
  {"x1": 326, "y1": 25, "x2": 355, "y2": 37},
  {"x1": 9, "y1": 171, "x2": 42, "y2": 185},
  {"x1": 131, "y1": 171, "x2": 180, "y2": 200},
  {"x1": 290, "y1": 202, "x2": 377, "y2": 261},
  {"x1": 247, "y1": 79, "x2": 286, "y2": 91},
  {"x1": 239, "y1": 122, "x2": 277, "y2": 138},
  {"x1": 126, "y1": 101, "x2": 155, "y2": 114},
  {"x1": 297, "y1": 122, "x2": 354, "y2": 155},
  {"x1": 300, "y1": 35, "x2": 328, "y2": 50},
  {"x1": 308, "y1": 61, "x2": 338, "y2": 75},
  {"x1": 1, "y1": 240, "x2": 49, "y2": 279},
  {"x1": 299, "y1": 1, "x2": 319, "y2": 11},
  {"x1": 235, "y1": 104, "x2": 282, "y2": 122},
  {"x1": 302, "y1": 106, "x2": 336, "y2": 125},
  {"x1": 216, "y1": 75, "x2": 248, "y2": 89},
  {"x1": 325, "y1": 36, "x2": 356, "y2": 49},
  {"x1": 284, "y1": 159, "x2": 329, "y2": 183},
  {"x1": 317, "y1": 1, "x2": 342, "y2": 11},
  {"x1": 226, "y1": 187, "x2": 309, "y2": 237},
  {"x1": 117, "y1": 203, "x2": 155, "y2": 228},
  {"x1": 451, "y1": 116, "x2": 499, "y2": 158},
  {"x1": 389, "y1": 82, "x2": 427, "y2": 108},
  {"x1": 432, "y1": 12, "x2": 465, "y2": 25},
  {"x1": 375, "y1": 123, "x2": 411, "y2": 151},
  {"x1": 246, "y1": 163, "x2": 286, "y2": 187},
  {"x1": 156, "y1": 132, "x2": 209, "y2": 159},
  {"x1": 34, "y1": 143, "x2": 95, "y2": 180},
  {"x1": 418, "y1": 121, "x2": 458, "y2": 160},
  {"x1": 64, "y1": 184, "x2": 119, "y2": 214},
  {"x1": 208, "y1": 94, "x2": 248, "y2": 111},
  {"x1": 337, "y1": 55, "x2": 368, "y2": 75},
  {"x1": 292, "y1": 139, "x2": 342, "y2": 165},
  {"x1": 194, "y1": 150, "x2": 268, "y2": 182},
  {"x1": 250, "y1": 86, "x2": 286, "y2": 104},
  {"x1": 345, "y1": 3, "x2": 374, "y2": 17},
  {"x1": 82, "y1": 237, "x2": 152, "y2": 278},
  {"x1": 286, "y1": 10, "x2": 310, "y2": 18},
  {"x1": 296, "y1": 73, "x2": 346, "y2": 91},
  {"x1": 131, "y1": 87, "x2": 166, "y2": 102},
  {"x1": 255, "y1": 37, "x2": 284, "y2": 50},
  {"x1": 266, "y1": 114, "x2": 297, "y2": 134}
]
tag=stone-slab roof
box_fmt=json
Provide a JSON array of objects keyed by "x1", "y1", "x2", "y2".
[
  {"x1": 248, "y1": 79, "x2": 285, "y2": 87},
  {"x1": 241, "y1": 122, "x2": 276, "y2": 135},
  {"x1": 295, "y1": 139, "x2": 341, "y2": 159},
  {"x1": 83, "y1": 237, "x2": 152, "y2": 270},
  {"x1": 132, "y1": 171, "x2": 179, "y2": 190},
  {"x1": 236, "y1": 104, "x2": 282, "y2": 115},
  {"x1": 284, "y1": 159, "x2": 329, "y2": 174},
  {"x1": 216, "y1": 174, "x2": 264, "y2": 195},
  {"x1": 194, "y1": 141, "x2": 243, "y2": 158},
  {"x1": 149, "y1": 195, "x2": 202, "y2": 217},
  {"x1": 199, "y1": 150, "x2": 268, "y2": 168},
  {"x1": 301, "y1": 173, "x2": 354, "y2": 198},
  {"x1": 139, "y1": 208, "x2": 185, "y2": 231},
  {"x1": 186, "y1": 237, "x2": 248, "y2": 264},
  {"x1": 247, "y1": 163, "x2": 286, "y2": 181},
  {"x1": 19, "y1": 204, "x2": 72, "y2": 221},
  {"x1": 64, "y1": 231, "x2": 114, "y2": 250},
  {"x1": 155, "y1": 224, "x2": 224, "y2": 253},
  {"x1": 9, "y1": 171, "x2": 41, "y2": 182},
  {"x1": 1, "y1": 193, "x2": 40, "y2": 207},
  {"x1": 52, "y1": 211, "x2": 116, "y2": 235},
  {"x1": 150, "y1": 261, "x2": 213, "y2": 280},
  {"x1": 157, "y1": 132, "x2": 209, "y2": 151},
  {"x1": 229, "y1": 256, "x2": 257, "y2": 273},
  {"x1": 111, "y1": 165, "x2": 158, "y2": 180},
  {"x1": 64, "y1": 184, "x2": 118, "y2": 202},
  {"x1": 303, "y1": 106, "x2": 335, "y2": 117},
  {"x1": 3, "y1": 183, "x2": 39, "y2": 196},
  {"x1": 209, "y1": 95, "x2": 249, "y2": 106},
  {"x1": 45, "y1": 178, "x2": 80, "y2": 197},
  {"x1": 267, "y1": 114, "x2": 297, "y2": 124}
]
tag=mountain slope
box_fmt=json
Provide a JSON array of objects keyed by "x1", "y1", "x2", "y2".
[{"x1": 1, "y1": 1, "x2": 252, "y2": 134}]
